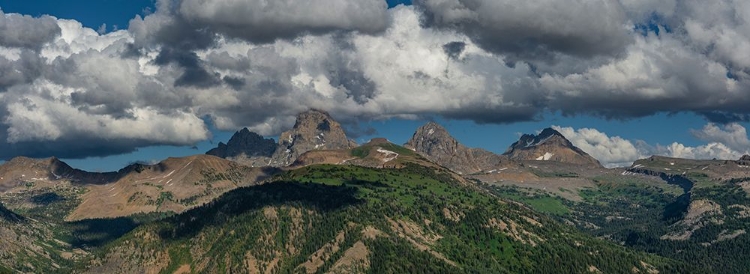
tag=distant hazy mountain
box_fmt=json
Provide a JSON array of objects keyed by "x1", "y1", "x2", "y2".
[
  {"x1": 405, "y1": 122, "x2": 514, "y2": 174},
  {"x1": 405, "y1": 123, "x2": 601, "y2": 175},
  {"x1": 206, "y1": 128, "x2": 276, "y2": 159},
  {"x1": 503, "y1": 128, "x2": 601, "y2": 167}
]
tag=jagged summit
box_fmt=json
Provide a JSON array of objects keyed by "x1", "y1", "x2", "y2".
[
  {"x1": 206, "y1": 109, "x2": 356, "y2": 167},
  {"x1": 418, "y1": 121, "x2": 451, "y2": 136},
  {"x1": 405, "y1": 122, "x2": 460, "y2": 160},
  {"x1": 504, "y1": 127, "x2": 601, "y2": 166},
  {"x1": 273, "y1": 109, "x2": 357, "y2": 165},
  {"x1": 206, "y1": 128, "x2": 276, "y2": 158},
  {"x1": 514, "y1": 128, "x2": 565, "y2": 148},
  {"x1": 405, "y1": 122, "x2": 512, "y2": 174}
]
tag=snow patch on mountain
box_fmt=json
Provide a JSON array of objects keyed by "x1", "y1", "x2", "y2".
[
  {"x1": 376, "y1": 148, "x2": 399, "y2": 162},
  {"x1": 529, "y1": 135, "x2": 555, "y2": 147},
  {"x1": 536, "y1": 152, "x2": 554, "y2": 161}
]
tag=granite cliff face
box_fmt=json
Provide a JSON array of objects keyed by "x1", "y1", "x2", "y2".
[
  {"x1": 206, "y1": 109, "x2": 356, "y2": 166},
  {"x1": 503, "y1": 128, "x2": 601, "y2": 167},
  {"x1": 405, "y1": 122, "x2": 512, "y2": 174}
]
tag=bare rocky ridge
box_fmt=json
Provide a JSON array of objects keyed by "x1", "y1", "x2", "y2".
[
  {"x1": 0, "y1": 155, "x2": 276, "y2": 221},
  {"x1": 206, "y1": 109, "x2": 356, "y2": 167},
  {"x1": 291, "y1": 138, "x2": 442, "y2": 170},
  {"x1": 661, "y1": 199, "x2": 724, "y2": 241},
  {"x1": 504, "y1": 128, "x2": 602, "y2": 167},
  {"x1": 67, "y1": 155, "x2": 273, "y2": 221},
  {"x1": 0, "y1": 157, "x2": 122, "y2": 188},
  {"x1": 405, "y1": 122, "x2": 514, "y2": 174}
]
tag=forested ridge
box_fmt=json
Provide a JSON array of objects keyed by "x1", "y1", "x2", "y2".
[{"x1": 78, "y1": 163, "x2": 695, "y2": 273}]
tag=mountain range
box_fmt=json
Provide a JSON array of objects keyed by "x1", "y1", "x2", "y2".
[
  {"x1": 207, "y1": 111, "x2": 602, "y2": 172},
  {"x1": 0, "y1": 109, "x2": 748, "y2": 273},
  {"x1": 206, "y1": 110, "x2": 357, "y2": 167}
]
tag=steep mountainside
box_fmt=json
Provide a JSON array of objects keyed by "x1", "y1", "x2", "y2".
[
  {"x1": 66, "y1": 155, "x2": 275, "y2": 220},
  {"x1": 405, "y1": 122, "x2": 514, "y2": 174},
  {"x1": 504, "y1": 128, "x2": 601, "y2": 167},
  {"x1": 0, "y1": 202, "x2": 21, "y2": 222},
  {"x1": 206, "y1": 109, "x2": 356, "y2": 167},
  {"x1": 82, "y1": 162, "x2": 693, "y2": 274},
  {"x1": 0, "y1": 201, "x2": 86, "y2": 273},
  {"x1": 0, "y1": 155, "x2": 277, "y2": 221}
]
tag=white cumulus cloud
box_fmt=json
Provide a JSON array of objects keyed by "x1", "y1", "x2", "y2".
[
  {"x1": 690, "y1": 123, "x2": 750, "y2": 153},
  {"x1": 553, "y1": 124, "x2": 749, "y2": 167},
  {"x1": 1, "y1": 1, "x2": 750, "y2": 160},
  {"x1": 552, "y1": 126, "x2": 643, "y2": 167}
]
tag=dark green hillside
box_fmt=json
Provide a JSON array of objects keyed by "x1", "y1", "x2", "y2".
[
  {"x1": 86, "y1": 163, "x2": 694, "y2": 273},
  {"x1": 489, "y1": 170, "x2": 750, "y2": 273}
]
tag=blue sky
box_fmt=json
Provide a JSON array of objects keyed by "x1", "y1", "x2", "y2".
[
  {"x1": 1, "y1": 0, "x2": 749, "y2": 171},
  {"x1": 0, "y1": 0, "x2": 154, "y2": 31}
]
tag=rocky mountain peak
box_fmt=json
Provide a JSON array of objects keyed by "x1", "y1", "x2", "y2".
[
  {"x1": 406, "y1": 122, "x2": 511, "y2": 174},
  {"x1": 538, "y1": 127, "x2": 564, "y2": 139},
  {"x1": 405, "y1": 122, "x2": 463, "y2": 160},
  {"x1": 292, "y1": 109, "x2": 334, "y2": 130},
  {"x1": 205, "y1": 109, "x2": 357, "y2": 167},
  {"x1": 206, "y1": 128, "x2": 276, "y2": 158},
  {"x1": 504, "y1": 127, "x2": 601, "y2": 166},
  {"x1": 512, "y1": 128, "x2": 566, "y2": 149},
  {"x1": 272, "y1": 109, "x2": 356, "y2": 166},
  {"x1": 420, "y1": 121, "x2": 450, "y2": 135}
]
